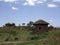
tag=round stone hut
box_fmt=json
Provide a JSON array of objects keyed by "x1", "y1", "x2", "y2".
[{"x1": 33, "y1": 19, "x2": 49, "y2": 34}]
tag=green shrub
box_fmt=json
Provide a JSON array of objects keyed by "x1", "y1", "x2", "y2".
[
  {"x1": 15, "y1": 37, "x2": 18, "y2": 40},
  {"x1": 5, "y1": 38, "x2": 9, "y2": 41}
]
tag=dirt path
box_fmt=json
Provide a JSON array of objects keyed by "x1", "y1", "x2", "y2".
[
  {"x1": 0, "y1": 41, "x2": 29, "y2": 44},
  {"x1": 0, "y1": 40, "x2": 42, "y2": 44}
]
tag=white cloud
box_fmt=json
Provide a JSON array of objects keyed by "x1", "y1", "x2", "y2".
[
  {"x1": 0, "y1": 0, "x2": 18, "y2": 3},
  {"x1": 0, "y1": 0, "x2": 59, "y2": 7},
  {"x1": 23, "y1": 0, "x2": 47, "y2": 6},
  {"x1": 49, "y1": 20, "x2": 53, "y2": 22},
  {"x1": 53, "y1": 0, "x2": 60, "y2": 2},
  {"x1": 23, "y1": 2, "x2": 28, "y2": 6},
  {"x1": 23, "y1": 0, "x2": 36, "y2": 6},
  {"x1": 36, "y1": 1, "x2": 44, "y2": 4},
  {"x1": 11, "y1": 7, "x2": 18, "y2": 10},
  {"x1": 47, "y1": 3, "x2": 58, "y2": 7}
]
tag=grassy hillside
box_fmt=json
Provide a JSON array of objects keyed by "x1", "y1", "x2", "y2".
[
  {"x1": 0, "y1": 26, "x2": 47, "y2": 42},
  {"x1": 0, "y1": 26, "x2": 31, "y2": 42},
  {"x1": 0, "y1": 26, "x2": 60, "y2": 45}
]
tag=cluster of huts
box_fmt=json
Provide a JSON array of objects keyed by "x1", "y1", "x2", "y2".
[{"x1": 3, "y1": 19, "x2": 54, "y2": 34}]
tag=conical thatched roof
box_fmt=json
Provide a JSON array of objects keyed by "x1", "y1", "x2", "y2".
[{"x1": 34, "y1": 19, "x2": 49, "y2": 24}]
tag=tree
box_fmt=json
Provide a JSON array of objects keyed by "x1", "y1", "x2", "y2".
[
  {"x1": 27, "y1": 21, "x2": 34, "y2": 31},
  {"x1": 22, "y1": 23, "x2": 25, "y2": 26},
  {"x1": 27, "y1": 21, "x2": 34, "y2": 27},
  {"x1": 5, "y1": 23, "x2": 15, "y2": 27},
  {"x1": 12, "y1": 23, "x2": 15, "y2": 26}
]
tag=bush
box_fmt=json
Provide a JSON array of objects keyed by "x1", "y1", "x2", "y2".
[
  {"x1": 5, "y1": 38, "x2": 9, "y2": 41},
  {"x1": 15, "y1": 37, "x2": 18, "y2": 40},
  {"x1": 30, "y1": 36, "x2": 39, "y2": 40},
  {"x1": 28, "y1": 34, "x2": 40, "y2": 40},
  {"x1": 0, "y1": 33, "x2": 2, "y2": 36}
]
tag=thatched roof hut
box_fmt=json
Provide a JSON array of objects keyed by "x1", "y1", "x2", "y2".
[
  {"x1": 33, "y1": 19, "x2": 49, "y2": 25},
  {"x1": 33, "y1": 19, "x2": 49, "y2": 34}
]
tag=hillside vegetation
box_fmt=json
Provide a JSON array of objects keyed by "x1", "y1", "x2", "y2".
[{"x1": 0, "y1": 26, "x2": 60, "y2": 45}]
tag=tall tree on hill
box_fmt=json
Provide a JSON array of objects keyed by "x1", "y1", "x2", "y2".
[
  {"x1": 27, "y1": 21, "x2": 34, "y2": 31},
  {"x1": 27, "y1": 21, "x2": 34, "y2": 27},
  {"x1": 22, "y1": 23, "x2": 25, "y2": 26},
  {"x1": 21, "y1": 23, "x2": 25, "y2": 30},
  {"x1": 5, "y1": 23, "x2": 16, "y2": 27}
]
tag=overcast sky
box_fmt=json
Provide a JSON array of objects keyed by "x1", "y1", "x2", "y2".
[{"x1": 0, "y1": 0, "x2": 60, "y2": 27}]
